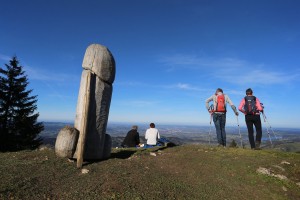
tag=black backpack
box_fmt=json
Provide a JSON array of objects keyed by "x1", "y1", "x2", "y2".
[{"x1": 244, "y1": 96, "x2": 257, "y2": 115}]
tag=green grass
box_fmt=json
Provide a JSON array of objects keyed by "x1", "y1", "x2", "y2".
[{"x1": 0, "y1": 145, "x2": 300, "y2": 199}]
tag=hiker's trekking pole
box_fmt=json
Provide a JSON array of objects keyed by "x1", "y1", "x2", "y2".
[
  {"x1": 208, "y1": 113, "x2": 212, "y2": 145},
  {"x1": 261, "y1": 112, "x2": 273, "y2": 147},
  {"x1": 236, "y1": 116, "x2": 243, "y2": 148},
  {"x1": 207, "y1": 104, "x2": 214, "y2": 146},
  {"x1": 261, "y1": 112, "x2": 278, "y2": 140}
]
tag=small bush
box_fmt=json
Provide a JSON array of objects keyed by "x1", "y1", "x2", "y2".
[{"x1": 229, "y1": 139, "x2": 238, "y2": 148}]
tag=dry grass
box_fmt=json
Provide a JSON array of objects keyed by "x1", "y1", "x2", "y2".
[{"x1": 0, "y1": 145, "x2": 300, "y2": 199}]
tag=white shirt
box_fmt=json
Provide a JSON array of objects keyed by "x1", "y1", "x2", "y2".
[{"x1": 145, "y1": 128, "x2": 160, "y2": 145}]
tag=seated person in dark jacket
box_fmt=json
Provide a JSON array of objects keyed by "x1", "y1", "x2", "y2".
[{"x1": 121, "y1": 125, "x2": 140, "y2": 147}]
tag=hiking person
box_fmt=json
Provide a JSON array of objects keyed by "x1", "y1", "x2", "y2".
[
  {"x1": 205, "y1": 88, "x2": 239, "y2": 147},
  {"x1": 238, "y1": 88, "x2": 263, "y2": 149},
  {"x1": 121, "y1": 125, "x2": 140, "y2": 148},
  {"x1": 145, "y1": 123, "x2": 160, "y2": 146}
]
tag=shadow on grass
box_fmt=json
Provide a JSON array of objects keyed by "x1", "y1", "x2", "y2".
[
  {"x1": 110, "y1": 143, "x2": 177, "y2": 159},
  {"x1": 79, "y1": 144, "x2": 178, "y2": 166},
  {"x1": 78, "y1": 150, "x2": 138, "y2": 166},
  {"x1": 110, "y1": 150, "x2": 138, "y2": 159},
  {"x1": 151, "y1": 143, "x2": 177, "y2": 152}
]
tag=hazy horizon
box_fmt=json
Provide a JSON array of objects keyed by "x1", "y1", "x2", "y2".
[{"x1": 40, "y1": 120, "x2": 300, "y2": 130}]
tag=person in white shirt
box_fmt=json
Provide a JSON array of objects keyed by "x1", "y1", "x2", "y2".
[{"x1": 145, "y1": 123, "x2": 160, "y2": 146}]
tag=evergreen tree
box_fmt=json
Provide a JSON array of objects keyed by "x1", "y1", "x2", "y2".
[{"x1": 0, "y1": 56, "x2": 44, "y2": 151}]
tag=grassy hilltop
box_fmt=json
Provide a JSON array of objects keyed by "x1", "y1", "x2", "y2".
[{"x1": 0, "y1": 145, "x2": 300, "y2": 199}]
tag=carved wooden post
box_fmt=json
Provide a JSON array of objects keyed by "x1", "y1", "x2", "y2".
[
  {"x1": 76, "y1": 71, "x2": 91, "y2": 168},
  {"x1": 74, "y1": 44, "x2": 115, "y2": 166}
]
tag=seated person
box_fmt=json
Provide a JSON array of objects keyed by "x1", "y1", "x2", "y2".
[
  {"x1": 145, "y1": 123, "x2": 160, "y2": 146},
  {"x1": 121, "y1": 125, "x2": 140, "y2": 148}
]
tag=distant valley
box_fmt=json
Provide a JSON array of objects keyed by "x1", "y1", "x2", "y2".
[{"x1": 40, "y1": 122, "x2": 300, "y2": 152}]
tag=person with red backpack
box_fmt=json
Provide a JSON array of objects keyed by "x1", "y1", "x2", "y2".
[
  {"x1": 238, "y1": 88, "x2": 264, "y2": 149},
  {"x1": 205, "y1": 88, "x2": 239, "y2": 147}
]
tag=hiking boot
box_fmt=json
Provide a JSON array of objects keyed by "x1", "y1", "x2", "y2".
[
  {"x1": 254, "y1": 141, "x2": 261, "y2": 150},
  {"x1": 255, "y1": 141, "x2": 261, "y2": 148}
]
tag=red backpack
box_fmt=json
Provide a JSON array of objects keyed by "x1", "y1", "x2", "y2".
[{"x1": 215, "y1": 94, "x2": 226, "y2": 112}]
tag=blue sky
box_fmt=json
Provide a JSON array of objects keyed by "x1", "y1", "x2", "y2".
[{"x1": 1, "y1": 0, "x2": 300, "y2": 128}]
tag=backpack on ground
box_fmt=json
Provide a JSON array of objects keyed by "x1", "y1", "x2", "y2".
[
  {"x1": 215, "y1": 94, "x2": 226, "y2": 112},
  {"x1": 244, "y1": 96, "x2": 257, "y2": 115}
]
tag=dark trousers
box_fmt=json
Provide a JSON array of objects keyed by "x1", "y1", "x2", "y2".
[
  {"x1": 245, "y1": 115, "x2": 262, "y2": 148},
  {"x1": 213, "y1": 113, "x2": 226, "y2": 146}
]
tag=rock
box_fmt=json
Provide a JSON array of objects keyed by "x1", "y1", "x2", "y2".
[
  {"x1": 282, "y1": 186, "x2": 287, "y2": 191},
  {"x1": 257, "y1": 167, "x2": 288, "y2": 181},
  {"x1": 81, "y1": 168, "x2": 89, "y2": 174},
  {"x1": 38, "y1": 144, "x2": 53, "y2": 151},
  {"x1": 281, "y1": 161, "x2": 290, "y2": 165},
  {"x1": 272, "y1": 165, "x2": 285, "y2": 171},
  {"x1": 256, "y1": 167, "x2": 271, "y2": 175},
  {"x1": 272, "y1": 174, "x2": 288, "y2": 180},
  {"x1": 150, "y1": 152, "x2": 157, "y2": 157},
  {"x1": 55, "y1": 126, "x2": 79, "y2": 158}
]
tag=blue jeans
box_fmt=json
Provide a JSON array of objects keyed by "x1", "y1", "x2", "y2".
[{"x1": 213, "y1": 113, "x2": 226, "y2": 146}]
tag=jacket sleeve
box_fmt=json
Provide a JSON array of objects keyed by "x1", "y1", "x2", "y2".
[
  {"x1": 225, "y1": 95, "x2": 238, "y2": 114},
  {"x1": 205, "y1": 95, "x2": 214, "y2": 110},
  {"x1": 256, "y1": 98, "x2": 263, "y2": 111},
  {"x1": 238, "y1": 99, "x2": 245, "y2": 113},
  {"x1": 157, "y1": 130, "x2": 160, "y2": 139},
  {"x1": 225, "y1": 94, "x2": 234, "y2": 106}
]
